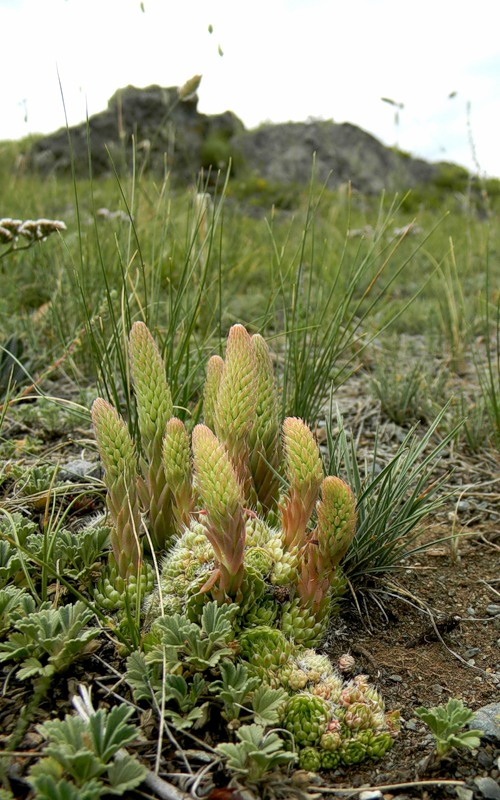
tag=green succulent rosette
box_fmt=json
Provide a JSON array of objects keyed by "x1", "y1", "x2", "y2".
[
  {"x1": 283, "y1": 693, "x2": 331, "y2": 747},
  {"x1": 94, "y1": 562, "x2": 155, "y2": 611},
  {"x1": 281, "y1": 649, "x2": 343, "y2": 699},
  {"x1": 244, "y1": 516, "x2": 274, "y2": 548},
  {"x1": 242, "y1": 597, "x2": 278, "y2": 628},
  {"x1": 340, "y1": 736, "x2": 367, "y2": 765},
  {"x1": 280, "y1": 598, "x2": 329, "y2": 647},
  {"x1": 294, "y1": 649, "x2": 335, "y2": 682},
  {"x1": 145, "y1": 522, "x2": 215, "y2": 618},
  {"x1": 286, "y1": 668, "x2": 309, "y2": 691},
  {"x1": 244, "y1": 546, "x2": 274, "y2": 578},
  {"x1": 232, "y1": 567, "x2": 276, "y2": 629},
  {"x1": 366, "y1": 730, "x2": 394, "y2": 759},
  {"x1": 343, "y1": 701, "x2": 375, "y2": 731},
  {"x1": 320, "y1": 749, "x2": 341, "y2": 769},
  {"x1": 238, "y1": 625, "x2": 294, "y2": 675},
  {"x1": 298, "y1": 746, "x2": 322, "y2": 772},
  {"x1": 320, "y1": 730, "x2": 342, "y2": 752},
  {"x1": 266, "y1": 535, "x2": 298, "y2": 586}
]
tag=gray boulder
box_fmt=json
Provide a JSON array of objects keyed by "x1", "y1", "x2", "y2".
[
  {"x1": 27, "y1": 84, "x2": 244, "y2": 181},
  {"x1": 231, "y1": 119, "x2": 439, "y2": 192},
  {"x1": 26, "y1": 83, "x2": 445, "y2": 193}
]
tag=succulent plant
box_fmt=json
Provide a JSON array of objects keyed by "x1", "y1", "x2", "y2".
[
  {"x1": 281, "y1": 649, "x2": 344, "y2": 701},
  {"x1": 246, "y1": 333, "x2": 282, "y2": 514},
  {"x1": 282, "y1": 693, "x2": 331, "y2": 747},
  {"x1": 191, "y1": 424, "x2": 246, "y2": 598},
  {"x1": 295, "y1": 475, "x2": 357, "y2": 617},
  {"x1": 340, "y1": 736, "x2": 367, "y2": 765},
  {"x1": 129, "y1": 321, "x2": 176, "y2": 551},
  {"x1": 320, "y1": 729, "x2": 343, "y2": 752},
  {"x1": 299, "y1": 746, "x2": 322, "y2": 771},
  {"x1": 94, "y1": 562, "x2": 155, "y2": 611},
  {"x1": 320, "y1": 748, "x2": 341, "y2": 769},
  {"x1": 91, "y1": 398, "x2": 142, "y2": 578},
  {"x1": 91, "y1": 321, "x2": 359, "y2": 636},
  {"x1": 238, "y1": 625, "x2": 294, "y2": 680},
  {"x1": 280, "y1": 417, "x2": 324, "y2": 551},
  {"x1": 365, "y1": 730, "x2": 395, "y2": 759},
  {"x1": 343, "y1": 701, "x2": 375, "y2": 731},
  {"x1": 212, "y1": 324, "x2": 257, "y2": 502},
  {"x1": 88, "y1": 322, "x2": 400, "y2": 783},
  {"x1": 280, "y1": 598, "x2": 330, "y2": 647},
  {"x1": 162, "y1": 417, "x2": 194, "y2": 529}
]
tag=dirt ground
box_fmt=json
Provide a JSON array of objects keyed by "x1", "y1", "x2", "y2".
[
  {"x1": 313, "y1": 367, "x2": 500, "y2": 799},
  {"x1": 320, "y1": 523, "x2": 500, "y2": 799}
]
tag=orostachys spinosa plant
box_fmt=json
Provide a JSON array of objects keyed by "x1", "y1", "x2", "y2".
[
  {"x1": 91, "y1": 322, "x2": 400, "y2": 775},
  {"x1": 91, "y1": 322, "x2": 356, "y2": 633}
]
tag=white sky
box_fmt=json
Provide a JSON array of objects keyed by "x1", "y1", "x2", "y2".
[{"x1": 1, "y1": 0, "x2": 499, "y2": 177}]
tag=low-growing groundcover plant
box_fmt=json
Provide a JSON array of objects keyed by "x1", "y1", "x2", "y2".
[
  {"x1": 415, "y1": 699, "x2": 483, "y2": 760},
  {"x1": 0, "y1": 321, "x2": 468, "y2": 799}
]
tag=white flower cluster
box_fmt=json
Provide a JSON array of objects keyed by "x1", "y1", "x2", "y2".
[{"x1": 0, "y1": 217, "x2": 66, "y2": 245}]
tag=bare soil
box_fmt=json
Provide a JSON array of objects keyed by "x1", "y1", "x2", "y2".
[
  {"x1": 315, "y1": 367, "x2": 500, "y2": 799},
  {"x1": 322, "y1": 526, "x2": 500, "y2": 798}
]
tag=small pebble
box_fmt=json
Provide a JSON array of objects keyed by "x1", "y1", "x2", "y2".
[
  {"x1": 471, "y1": 703, "x2": 500, "y2": 740},
  {"x1": 388, "y1": 674, "x2": 402, "y2": 682},
  {"x1": 464, "y1": 647, "x2": 481, "y2": 658},
  {"x1": 478, "y1": 749, "x2": 494, "y2": 769},
  {"x1": 455, "y1": 788, "x2": 473, "y2": 800},
  {"x1": 473, "y1": 776, "x2": 500, "y2": 800},
  {"x1": 358, "y1": 792, "x2": 383, "y2": 800},
  {"x1": 486, "y1": 604, "x2": 500, "y2": 616}
]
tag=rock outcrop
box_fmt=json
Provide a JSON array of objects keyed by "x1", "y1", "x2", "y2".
[
  {"x1": 28, "y1": 84, "x2": 244, "y2": 181},
  {"x1": 234, "y1": 120, "x2": 437, "y2": 193},
  {"x1": 26, "y1": 83, "x2": 441, "y2": 193}
]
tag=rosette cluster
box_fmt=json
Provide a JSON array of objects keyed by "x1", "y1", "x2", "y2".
[
  {"x1": 91, "y1": 322, "x2": 399, "y2": 772},
  {"x1": 279, "y1": 660, "x2": 399, "y2": 769}
]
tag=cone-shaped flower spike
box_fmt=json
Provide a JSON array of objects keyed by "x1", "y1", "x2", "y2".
[
  {"x1": 213, "y1": 325, "x2": 257, "y2": 501},
  {"x1": 163, "y1": 417, "x2": 193, "y2": 529},
  {"x1": 129, "y1": 321, "x2": 174, "y2": 550},
  {"x1": 315, "y1": 475, "x2": 357, "y2": 569},
  {"x1": 280, "y1": 417, "x2": 324, "y2": 550},
  {"x1": 247, "y1": 333, "x2": 282, "y2": 513},
  {"x1": 129, "y1": 321, "x2": 173, "y2": 450},
  {"x1": 191, "y1": 424, "x2": 246, "y2": 596},
  {"x1": 297, "y1": 475, "x2": 357, "y2": 612},
  {"x1": 91, "y1": 398, "x2": 142, "y2": 578}
]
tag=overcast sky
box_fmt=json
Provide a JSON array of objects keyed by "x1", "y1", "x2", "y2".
[{"x1": 2, "y1": 0, "x2": 499, "y2": 177}]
